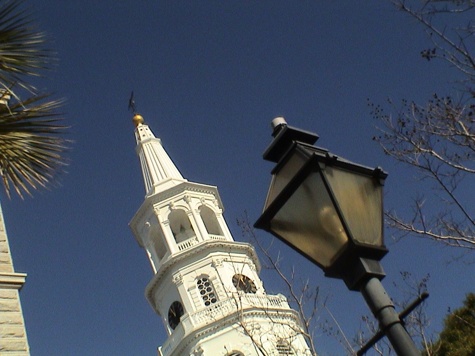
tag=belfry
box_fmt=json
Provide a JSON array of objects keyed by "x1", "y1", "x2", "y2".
[{"x1": 129, "y1": 113, "x2": 312, "y2": 355}]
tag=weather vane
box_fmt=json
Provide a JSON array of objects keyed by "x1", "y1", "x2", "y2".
[{"x1": 128, "y1": 91, "x2": 137, "y2": 114}]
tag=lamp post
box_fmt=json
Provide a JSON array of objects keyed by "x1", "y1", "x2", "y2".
[{"x1": 255, "y1": 118, "x2": 420, "y2": 355}]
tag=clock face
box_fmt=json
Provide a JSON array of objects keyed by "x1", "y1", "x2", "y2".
[
  {"x1": 168, "y1": 301, "x2": 184, "y2": 330},
  {"x1": 232, "y1": 274, "x2": 257, "y2": 294}
]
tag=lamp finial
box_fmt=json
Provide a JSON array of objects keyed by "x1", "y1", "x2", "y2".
[{"x1": 271, "y1": 117, "x2": 287, "y2": 137}]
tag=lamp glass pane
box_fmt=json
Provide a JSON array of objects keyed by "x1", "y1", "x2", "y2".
[
  {"x1": 264, "y1": 150, "x2": 308, "y2": 209},
  {"x1": 269, "y1": 171, "x2": 349, "y2": 267},
  {"x1": 324, "y1": 166, "x2": 383, "y2": 246}
]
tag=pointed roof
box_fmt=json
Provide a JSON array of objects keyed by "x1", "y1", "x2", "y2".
[{"x1": 133, "y1": 114, "x2": 187, "y2": 197}]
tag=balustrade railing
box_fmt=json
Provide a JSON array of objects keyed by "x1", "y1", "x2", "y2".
[
  {"x1": 208, "y1": 234, "x2": 226, "y2": 241},
  {"x1": 189, "y1": 293, "x2": 289, "y2": 327},
  {"x1": 176, "y1": 234, "x2": 228, "y2": 252},
  {"x1": 159, "y1": 293, "x2": 297, "y2": 356},
  {"x1": 176, "y1": 236, "x2": 198, "y2": 251},
  {"x1": 159, "y1": 293, "x2": 299, "y2": 356}
]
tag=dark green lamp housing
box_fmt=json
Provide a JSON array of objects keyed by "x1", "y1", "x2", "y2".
[
  {"x1": 255, "y1": 118, "x2": 388, "y2": 290},
  {"x1": 255, "y1": 118, "x2": 423, "y2": 356}
]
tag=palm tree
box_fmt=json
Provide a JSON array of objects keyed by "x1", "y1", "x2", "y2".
[{"x1": 0, "y1": 0, "x2": 68, "y2": 198}]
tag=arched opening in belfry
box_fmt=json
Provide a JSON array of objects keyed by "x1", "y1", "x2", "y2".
[
  {"x1": 199, "y1": 205, "x2": 223, "y2": 237},
  {"x1": 149, "y1": 224, "x2": 167, "y2": 262},
  {"x1": 169, "y1": 209, "x2": 196, "y2": 244}
]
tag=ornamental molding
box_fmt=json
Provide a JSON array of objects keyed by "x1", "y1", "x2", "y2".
[
  {"x1": 150, "y1": 182, "x2": 221, "y2": 207},
  {"x1": 211, "y1": 258, "x2": 224, "y2": 268},
  {"x1": 173, "y1": 273, "x2": 183, "y2": 286},
  {"x1": 191, "y1": 346, "x2": 204, "y2": 356}
]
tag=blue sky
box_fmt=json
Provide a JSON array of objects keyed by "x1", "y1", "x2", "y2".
[{"x1": 4, "y1": 1, "x2": 474, "y2": 355}]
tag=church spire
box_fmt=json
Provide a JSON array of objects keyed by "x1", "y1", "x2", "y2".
[
  {"x1": 132, "y1": 113, "x2": 186, "y2": 197},
  {"x1": 129, "y1": 114, "x2": 312, "y2": 356}
]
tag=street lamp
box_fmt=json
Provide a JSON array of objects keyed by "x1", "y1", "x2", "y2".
[{"x1": 255, "y1": 117, "x2": 421, "y2": 355}]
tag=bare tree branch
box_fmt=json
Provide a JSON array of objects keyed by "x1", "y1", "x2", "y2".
[
  {"x1": 371, "y1": 94, "x2": 475, "y2": 249},
  {"x1": 372, "y1": 1, "x2": 475, "y2": 252},
  {"x1": 237, "y1": 213, "x2": 319, "y2": 355}
]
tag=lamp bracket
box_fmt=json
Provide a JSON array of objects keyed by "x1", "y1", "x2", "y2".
[
  {"x1": 344, "y1": 257, "x2": 386, "y2": 291},
  {"x1": 356, "y1": 292, "x2": 430, "y2": 355},
  {"x1": 326, "y1": 255, "x2": 387, "y2": 291}
]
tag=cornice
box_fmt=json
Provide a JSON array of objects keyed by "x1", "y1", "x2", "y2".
[
  {"x1": 0, "y1": 272, "x2": 27, "y2": 289},
  {"x1": 130, "y1": 181, "x2": 223, "y2": 230}
]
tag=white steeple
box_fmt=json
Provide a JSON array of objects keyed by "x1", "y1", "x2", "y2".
[
  {"x1": 133, "y1": 114, "x2": 187, "y2": 197},
  {"x1": 129, "y1": 113, "x2": 313, "y2": 356}
]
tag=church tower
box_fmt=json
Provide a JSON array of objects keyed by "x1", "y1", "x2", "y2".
[{"x1": 129, "y1": 113, "x2": 312, "y2": 356}]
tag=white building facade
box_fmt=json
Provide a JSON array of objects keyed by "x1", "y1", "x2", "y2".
[{"x1": 129, "y1": 114, "x2": 312, "y2": 356}]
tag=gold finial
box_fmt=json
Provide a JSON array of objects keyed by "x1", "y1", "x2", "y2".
[{"x1": 132, "y1": 113, "x2": 144, "y2": 127}]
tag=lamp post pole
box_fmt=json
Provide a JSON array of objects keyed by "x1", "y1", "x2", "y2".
[
  {"x1": 360, "y1": 277, "x2": 420, "y2": 355},
  {"x1": 339, "y1": 257, "x2": 420, "y2": 355}
]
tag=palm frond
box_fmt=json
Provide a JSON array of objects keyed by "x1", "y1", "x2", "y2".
[
  {"x1": 0, "y1": 1, "x2": 68, "y2": 198},
  {"x1": 0, "y1": 93, "x2": 69, "y2": 198},
  {"x1": 0, "y1": 0, "x2": 53, "y2": 92}
]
